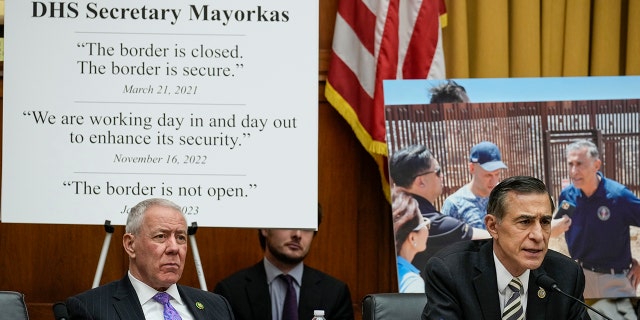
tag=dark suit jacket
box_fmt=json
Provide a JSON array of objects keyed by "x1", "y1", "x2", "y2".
[
  {"x1": 422, "y1": 239, "x2": 590, "y2": 320},
  {"x1": 66, "y1": 276, "x2": 235, "y2": 320},
  {"x1": 214, "y1": 262, "x2": 354, "y2": 320}
]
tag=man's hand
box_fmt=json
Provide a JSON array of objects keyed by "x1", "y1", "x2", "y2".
[
  {"x1": 550, "y1": 215, "x2": 571, "y2": 237},
  {"x1": 628, "y1": 259, "x2": 640, "y2": 289}
]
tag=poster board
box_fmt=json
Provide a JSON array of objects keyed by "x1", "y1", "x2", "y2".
[
  {"x1": 385, "y1": 76, "x2": 640, "y2": 298},
  {"x1": 2, "y1": 0, "x2": 318, "y2": 228}
]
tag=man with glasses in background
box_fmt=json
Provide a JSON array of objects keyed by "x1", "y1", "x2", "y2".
[{"x1": 390, "y1": 144, "x2": 490, "y2": 273}]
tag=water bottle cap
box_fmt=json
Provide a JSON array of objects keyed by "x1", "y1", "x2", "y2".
[{"x1": 314, "y1": 310, "x2": 325, "y2": 316}]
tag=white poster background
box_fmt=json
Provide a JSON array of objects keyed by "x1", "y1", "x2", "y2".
[{"x1": 2, "y1": 1, "x2": 318, "y2": 228}]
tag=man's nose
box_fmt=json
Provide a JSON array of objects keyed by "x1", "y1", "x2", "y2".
[
  {"x1": 529, "y1": 223, "x2": 544, "y2": 241},
  {"x1": 165, "y1": 236, "x2": 180, "y2": 253}
]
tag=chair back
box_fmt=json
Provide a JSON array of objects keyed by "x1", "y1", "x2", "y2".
[
  {"x1": 0, "y1": 291, "x2": 29, "y2": 320},
  {"x1": 362, "y1": 293, "x2": 427, "y2": 320}
]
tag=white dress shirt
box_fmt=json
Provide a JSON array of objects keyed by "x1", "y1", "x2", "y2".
[
  {"x1": 493, "y1": 253, "x2": 530, "y2": 315},
  {"x1": 128, "y1": 271, "x2": 194, "y2": 320}
]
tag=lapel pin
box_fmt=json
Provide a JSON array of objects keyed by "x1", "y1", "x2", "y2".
[
  {"x1": 537, "y1": 287, "x2": 546, "y2": 299},
  {"x1": 196, "y1": 301, "x2": 204, "y2": 310}
]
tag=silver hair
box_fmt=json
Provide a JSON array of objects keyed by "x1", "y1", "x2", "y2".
[
  {"x1": 125, "y1": 198, "x2": 183, "y2": 235},
  {"x1": 566, "y1": 139, "x2": 599, "y2": 159}
]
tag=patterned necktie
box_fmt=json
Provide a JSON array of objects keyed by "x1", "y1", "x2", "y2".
[
  {"x1": 153, "y1": 292, "x2": 183, "y2": 320},
  {"x1": 502, "y1": 278, "x2": 524, "y2": 320},
  {"x1": 279, "y1": 274, "x2": 299, "y2": 320}
]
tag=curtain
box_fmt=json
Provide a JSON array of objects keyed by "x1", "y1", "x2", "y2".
[{"x1": 443, "y1": 0, "x2": 640, "y2": 78}]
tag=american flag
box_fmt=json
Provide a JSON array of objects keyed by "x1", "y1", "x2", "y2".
[{"x1": 325, "y1": 0, "x2": 447, "y2": 200}]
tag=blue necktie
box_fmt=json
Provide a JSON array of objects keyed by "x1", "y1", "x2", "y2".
[
  {"x1": 279, "y1": 274, "x2": 298, "y2": 320},
  {"x1": 153, "y1": 292, "x2": 183, "y2": 320}
]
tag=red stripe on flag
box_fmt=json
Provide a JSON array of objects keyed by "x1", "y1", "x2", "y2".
[
  {"x1": 371, "y1": 0, "x2": 400, "y2": 142},
  {"x1": 403, "y1": 0, "x2": 441, "y2": 78},
  {"x1": 336, "y1": 0, "x2": 377, "y2": 55},
  {"x1": 327, "y1": 52, "x2": 376, "y2": 130}
]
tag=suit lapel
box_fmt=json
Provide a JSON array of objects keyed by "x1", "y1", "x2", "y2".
[
  {"x1": 298, "y1": 266, "x2": 322, "y2": 318},
  {"x1": 526, "y1": 269, "x2": 549, "y2": 320},
  {"x1": 246, "y1": 263, "x2": 272, "y2": 320},
  {"x1": 112, "y1": 277, "x2": 145, "y2": 320},
  {"x1": 471, "y1": 242, "x2": 551, "y2": 320},
  {"x1": 473, "y1": 240, "x2": 502, "y2": 320},
  {"x1": 178, "y1": 286, "x2": 206, "y2": 320}
]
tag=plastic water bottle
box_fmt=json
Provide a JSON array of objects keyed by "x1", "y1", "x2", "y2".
[{"x1": 312, "y1": 310, "x2": 326, "y2": 320}]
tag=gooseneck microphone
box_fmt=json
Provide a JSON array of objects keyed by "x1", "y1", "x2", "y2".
[
  {"x1": 52, "y1": 302, "x2": 70, "y2": 320},
  {"x1": 536, "y1": 274, "x2": 612, "y2": 320}
]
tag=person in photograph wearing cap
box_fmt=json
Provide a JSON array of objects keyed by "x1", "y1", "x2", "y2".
[
  {"x1": 441, "y1": 141, "x2": 508, "y2": 229},
  {"x1": 389, "y1": 144, "x2": 491, "y2": 273},
  {"x1": 442, "y1": 142, "x2": 572, "y2": 238},
  {"x1": 557, "y1": 140, "x2": 640, "y2": 303}
]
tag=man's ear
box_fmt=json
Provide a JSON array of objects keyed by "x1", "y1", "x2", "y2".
[
  {"x1": 485, "y1": 215, "x2": 499, "y2": 239},
  {"x1": 259, "y1": 229, "x2": 269, "y2": 237},
  {"x1": 412, "y1": 175, "x2": 424, "y2": 188},
  {"x1": 123, "y1": 233, "x2": 136, "y2": 258},
  {"x1": 594, "y1": 158, "x2": 602, "y2": 171}
]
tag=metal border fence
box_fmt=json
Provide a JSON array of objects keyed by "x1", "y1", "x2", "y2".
[{"x1": 385, "y1": 99, "x2": 640, "y2": 207}]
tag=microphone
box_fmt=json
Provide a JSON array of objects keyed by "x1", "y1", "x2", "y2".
[
  {"x1": 52, "y1": 302, "x2": 69, "y2": 320},
  {"x1": 536, "y1": 274, "x2": 612, "y2": 320}
]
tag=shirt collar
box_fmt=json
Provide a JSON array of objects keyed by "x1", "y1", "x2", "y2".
[
  {"x1": 263, "y1": 257, "x2": 304, "y2": 286},
  {"x1": 397, "y1": 256, "x2": 420, "y2": 273},
  {"x1": 492, "y1": 252, "x2": 530, "y2": 295},
  {"x1": 594, "y1": 171, "x2": 605, "y2": 194},
  {"x1": 411, "y1": 194, "x2": 438, "y2": 213},
  {"x1": 128, "y1": 271, "x2": 184, "y2": 306},
  {"x1": 578, "y1": 171, "x2": 605, "y2": 198}
]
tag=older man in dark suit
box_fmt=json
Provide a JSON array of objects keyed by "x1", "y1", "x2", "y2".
[
  {"x1": 214, "y1": 204, "x2": 354, "y2": 320},
  {"x1": 422, "y1": 176, "x2": 590, "y2": 320},
  {"x1": 66, "y1": 198, "x2": 234, "y2": 320}
]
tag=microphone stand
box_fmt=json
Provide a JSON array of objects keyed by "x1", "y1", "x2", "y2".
[{"x1": 550, "y1": 284, "x2": 612, "y2": 320}]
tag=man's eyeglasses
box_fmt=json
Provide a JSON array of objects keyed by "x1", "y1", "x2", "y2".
[
  {"x1": 414, "y1": 167, "x2": 442, "y2": 178},
  {"x1": 413, "y1": 217, "x2": 431, "y2": 231}
]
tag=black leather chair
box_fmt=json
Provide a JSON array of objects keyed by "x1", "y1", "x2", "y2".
[
  {"x1": 0, "y1": 291, "x2": 29, "y2": 320},
  {"x1": 362, "y1": 293, "x2": 427, "y2": 320}
]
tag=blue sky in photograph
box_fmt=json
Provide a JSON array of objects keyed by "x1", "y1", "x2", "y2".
[{"x1": 384, "y1": 76, "x2": 640, "y2": 105}]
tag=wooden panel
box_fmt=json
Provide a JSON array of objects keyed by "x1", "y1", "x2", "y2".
[{"x1": 0, "y1": 1, "x2": 396, "y2": 319}]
